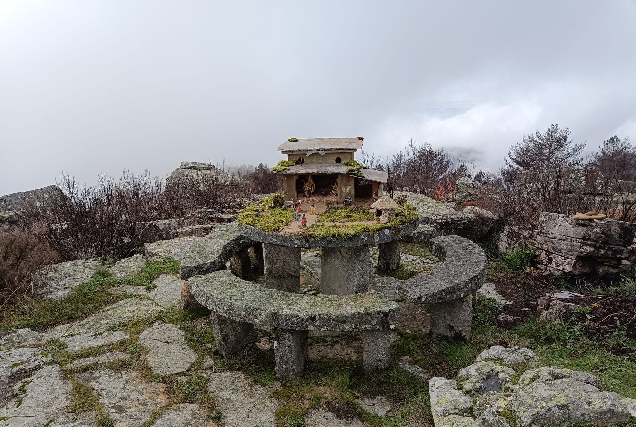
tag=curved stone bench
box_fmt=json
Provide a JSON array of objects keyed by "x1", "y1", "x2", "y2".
[
  {"x1": 374, "y1": 235, "x2": 486, "y2": 339},
  {"x1": 189, "y1": 270, "x2": 398, "y2": 379}
]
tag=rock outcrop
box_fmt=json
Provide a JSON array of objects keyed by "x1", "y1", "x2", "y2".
[
  {"x1": 396, "y1": 192, "x2": 498, "y2": 242},
  {"x1": 429, "y1": 345, "x2": 636, "y2": 426},
  {"x1": 166, "y1": 161, "x2": 231, "y2": 191},
  {"x1": 499, "y1": 212, "x2": 636, "y2": 275},
  {"x1": 0, "y1": 185, "x2": 65, "y2": 228}
]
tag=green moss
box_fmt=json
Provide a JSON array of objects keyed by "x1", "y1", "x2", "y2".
[
  {"x1": 401, "y1": 243, "x2": 438, "y2": 262},
  {"x1": 0, "y1": 257, "x2": 179, "y2": 332},
  {"x1": 238, "y1": 196, "x2": 295, "y2": 232},
  {"x1": 319, "y1": 206, "x2": 375, "y2": 223},
  {"x1": 304, "y1": 203, "x2": 418, "y2": 238},
  {"x1": 343, "y1": 160, "x2": 367, "y2": 177},
  {"x1": 272, "y1": 160, "x2": 297, "y2": 172},
  {"x1": 287, "y1": 137, "x2": 298, "y2": 142}
]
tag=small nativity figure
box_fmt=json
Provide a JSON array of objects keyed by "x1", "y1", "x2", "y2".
[
  {"x1": 301, "y1": 213, "x2": 307, "y2": 227},
  {"x1": 371, "y1": 195, "x2": 399, "y2": 224},
  {"x1": 295, "y1": 202, "x2": 302, "y2": 221},
  {"x1": 310, "y1": 202, "x2": 316, "y2": 215}
]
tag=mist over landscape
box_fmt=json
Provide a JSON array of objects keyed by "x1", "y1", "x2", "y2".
[{"x1": 1, "y1": 0, "x2": 635, "y2": 195}]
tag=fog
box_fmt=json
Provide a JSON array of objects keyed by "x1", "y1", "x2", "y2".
[{"x1": 1, "y1": 0, "x2": 635, "y2": 194}]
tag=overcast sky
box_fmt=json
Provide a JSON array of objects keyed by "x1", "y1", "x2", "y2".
[{"x1": 1, "y1": 0, "x2": 635, "y2": 195}]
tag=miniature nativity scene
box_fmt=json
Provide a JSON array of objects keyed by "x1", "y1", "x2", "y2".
[{"x1": 241, "y1": 137, "x2": 415, "y2": 237}]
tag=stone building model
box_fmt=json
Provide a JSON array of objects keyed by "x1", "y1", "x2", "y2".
[{"x1": 276, "y1": 137, "x2": 388, "y2": 202}]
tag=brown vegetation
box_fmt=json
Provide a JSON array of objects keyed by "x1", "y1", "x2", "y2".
[{"x1": 0, "y1": 228, "x2": 59, "y2": 300}]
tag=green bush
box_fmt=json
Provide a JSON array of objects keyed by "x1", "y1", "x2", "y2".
[{"x1": 501, "y1": 246, "x2": 535, "y2": 273}]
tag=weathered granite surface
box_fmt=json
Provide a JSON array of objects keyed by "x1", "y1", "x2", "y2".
[
  {"x1": 305, "y1": 409, "x2": 370, "y2": 427},
  {"x1": 51, "y1": 297, "x2": 162, "y2": 337},
  {"x1": 67, "y1": 351, "x2": 131, "y2": 370},
  {"x1": 149, "y1": 274, "x2": 184, "y2": 308},
  {"x1": 397, "y1": 235, "x2": 486, "y2": 304},
  {"x1": 474, "y1": 345, "x2": 539, "y2": 367},
  {"x1": 76, "y1": 369, "x2": 166, "y2": 426},
  {"x1": 207, "y1": 371, "x2": 278, "y2": 427},
  {"x1": 263, "y1": 244, "x2": 301, "y2": 292},
  {"x1": 499, "y1": 212, "x2": 636, "y2": 275},
  {"x1": 109, "y1": 253, "x2": 146, "y2": 279},
  {"x1": 0, "y1": 328, "x2": 49, "y2": 349},
  {"x1": 188, "y1": 270, "x2": 397, "y2": 332},
  {"x1": 136, "y1": 218, "x2": 182, "y2": 243},
  {"x1": 0, "y1": 347, "x2": 49, "y2": 410},
  {"x1": 0, "y1": 185, "x2": 65, "y2": 229},
  {"x1": 180, "y1": 223, "x2": 256, "y2": 279},
  {"x1": 320, "y1": 245, "x2": 372, "y2": 295},
  {"x1": 33, "y1": 259, "x2": 101, "y2": 300},
  {"x1": 166, "y1": 161, "x2": 231, "y2": 190},
  {"x1": 61, "y1": 330, "x2": 129, "y2": 352},
  {"x1": 395, "y1": 191, "x2": 497, "y2": 241},
  {"x1": 145, "y1": 236, "x2": 200, "y2": 261},
  {"x1": 139, "y1": 322, "x2": 197, "y2": 375},
  {"x1": 430, "y1": 345, "x2": 636, "y2": 427},
  {"x1": 150, "y1": 403, "x2": 213, "y2": 427},
  {"x1": 0, "y1": 365, "x2": 72, "y2": 427}
]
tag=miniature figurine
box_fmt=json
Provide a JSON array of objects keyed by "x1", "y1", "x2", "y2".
[
  {"x1": 295, "y1": 202, "x2": 302, "y2": 220},
  {"x1": 310, "y1": 202, "x2": 316, "y2": 215},
  {"x1": 301, "y1": 213, "x2": 307, "y2": 227}
]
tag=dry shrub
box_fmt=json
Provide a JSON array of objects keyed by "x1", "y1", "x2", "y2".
[
  {"x1": 0, "y1": 229, "x2": 59, "y2": 300},
  {"x1": 24, "y1": 170, "x2": 254, "y2": 261},
  {"x1": 248, "y1": 163, "x2": 282, "y2": 195}
]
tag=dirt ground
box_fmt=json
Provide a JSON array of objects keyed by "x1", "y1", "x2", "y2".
[
  {"x1": 279, "y1": 196, "x2": 377, "y2": 235},
  {"x1": 491, "y1": 271, "x2": 636, "y2": 355}
]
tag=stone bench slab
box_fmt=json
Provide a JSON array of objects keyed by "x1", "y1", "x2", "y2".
[
  {"x1": 180, "y1": 222, "x2": 257, "y2": 279},
  {"x1": 396, "y1": 235, "x2": 486, "y2": 304},
  {"x1": 188, "y1": 270, "x2": 397, "y2": 332}
]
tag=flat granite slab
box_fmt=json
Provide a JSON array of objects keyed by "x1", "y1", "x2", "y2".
[
  {"x1": 240, "y1": 222, "x2": 417, "y2": 248},
  {"x1": 188, "y1": 270, "x2": 397, "y2": 331},
  {"x1": 397, "y1": 235, "x2": 486, "y2": 304},
  {"x1": 180, "y1": 222, "x2": 257, "y2": 279}
]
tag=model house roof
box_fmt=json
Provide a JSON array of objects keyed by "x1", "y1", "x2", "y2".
[
  {"x1": 278, "y1": 137, "x2": 364, "y2": 153},
  {"x1": 275, "y1": 164, "x2": 388, "y2": 183}
]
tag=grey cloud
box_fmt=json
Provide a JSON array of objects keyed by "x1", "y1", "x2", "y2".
[{"x1": 1, "y1": 0, "x2": 635, "y2": 193}]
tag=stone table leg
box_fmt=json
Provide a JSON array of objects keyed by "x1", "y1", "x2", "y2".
[
  {"x1": 362, "y1": 331, "x2": 396, "y2": 370},
  {"x1": 274, "y1": 329, "x2": 308, "y2": 380},
  {"x1": 378, "y1": 241, "x2": 400, "y2": 273},
  {"x1": 264, "y1": 244, "x2": 301, "y2": 292},
  {"x1": 230, "y1": 247, "x2": 252, "y2": 279},
  {"x1": 429, "y1": 295, "x2": 473, "y2": 340},
  {"x1": 211, "y1": 313, "x2": 255, "y2": 357},
  {"x1": 320, "y1": 246, "x2": 372, "y2": 295},
  {"x1": 250, "y1": 243, "x2": 264, "y2": 275}
]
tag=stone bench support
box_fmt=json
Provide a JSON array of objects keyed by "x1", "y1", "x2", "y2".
[
  {"x1": 320, "y1": 246, "x2": 372, "y2": 295},
  {"x1": 189, "y1": 270, "x2": 397, "y2": 379},
  {"x1": 250, "y1": 243, "x2": 264, "y2": 275},
  {"x1": 428, "y1": 295, "x2": 473, "y2": 339},
  {"x1": 362, "y1": 331, "x2": 396, "y2": 369},
  {"x1": 211, "y1": 313, "x2": 255, "y2": 357},
  {"x1": 230, "y1": 247, "x2": 252, "y2": 279},
  {"x1": 274, "y1": 330, "x2": 308, "y2": 380},
  {"x1": 264, "y1": 244, "x2": 301, "y2": 292},
  {"x1": 377, "y1": 241, "x2": 400, "y2": 272}
]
